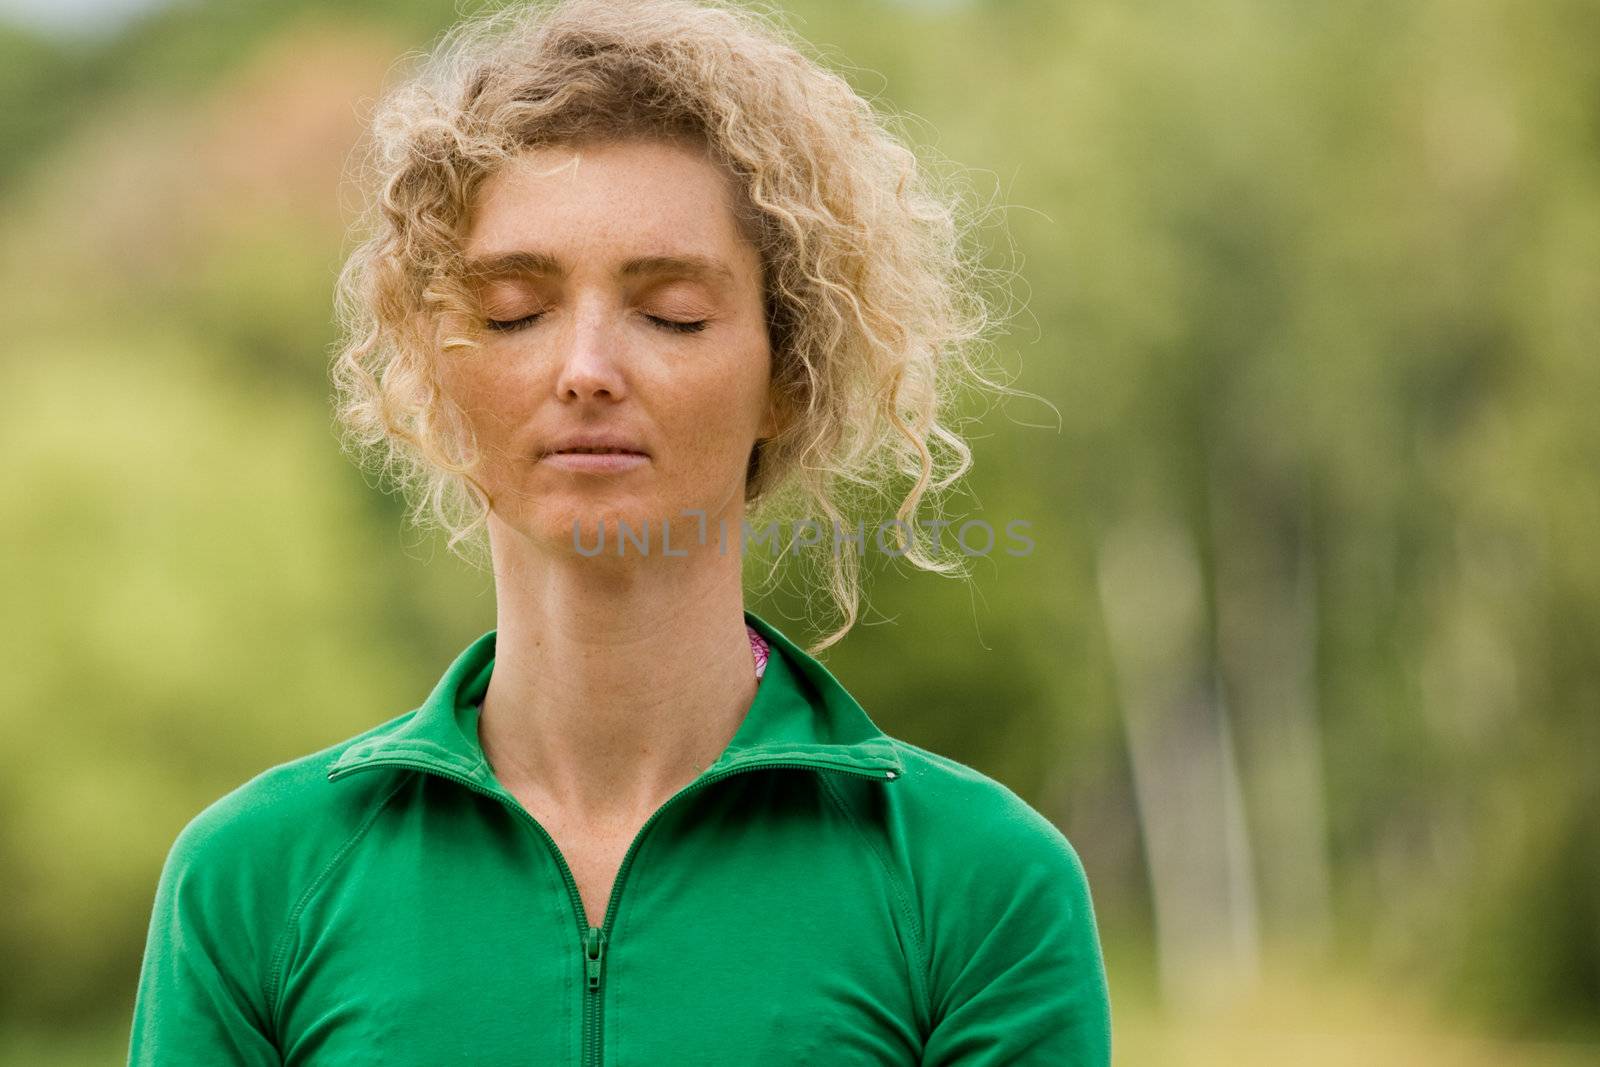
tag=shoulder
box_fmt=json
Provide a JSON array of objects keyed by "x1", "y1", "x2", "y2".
[
  {"x1": 886, "y1": 736, "x2": 1089, "y2": 886},
  {"x1": 134, "y1": 716, "x2": 421, "y2": 1042},
  {"x1": 877, "y1": 736, "x2": 1103, "y2": 985},
  {"x1": 155, "y1": 713, "x2": 416, "y2": 923}
]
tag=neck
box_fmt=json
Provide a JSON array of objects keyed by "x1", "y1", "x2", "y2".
[{"x1": 476, "y1": 512, "x2": 760, "y2": 826}]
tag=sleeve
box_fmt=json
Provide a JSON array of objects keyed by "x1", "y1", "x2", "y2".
[
  {"x1": 126, "y1": 809, "x2": 283, "y2": 1066},
  {"x1": 918, "y1": 810, "x2": 1112, "y2": 1066}
]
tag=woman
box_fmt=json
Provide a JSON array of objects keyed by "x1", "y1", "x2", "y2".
[{"x1": 128, "y1": 0, "x2": 1112, "y2": 1063}]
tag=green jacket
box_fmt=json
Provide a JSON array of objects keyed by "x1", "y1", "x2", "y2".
[{"x1": 128, "y1": 611, "x2": 1112, "y2": 1064}]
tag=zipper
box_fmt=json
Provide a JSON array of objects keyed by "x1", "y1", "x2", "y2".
[
  {"x1": 329, "y1": 756, "x2": 899, "y2": 1066},
  {"x1": 584, "y1": 923, "x2": 606, "y2": 1064}
]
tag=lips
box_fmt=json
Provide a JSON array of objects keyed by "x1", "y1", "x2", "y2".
[
  {"x1": 539, "y1": 446, "x2": 651, "y2": 473},
  {"x1": 541, "y1": 434, "x2": 650, "y2": 458}
]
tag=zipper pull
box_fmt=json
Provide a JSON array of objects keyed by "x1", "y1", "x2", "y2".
[{"x1": 584, "y1": 925, "x2": 607, "y2": 991}]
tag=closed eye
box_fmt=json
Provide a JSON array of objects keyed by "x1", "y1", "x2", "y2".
[
  {"x1": 485, "y1": 312, "x2": 544, "y2": 332},
  {"x1": 485, "y1": 312, "x2": 708, "y2": 334},
  {"x1": 646, "y1": 314, "x2": 709, "y2": 334}
]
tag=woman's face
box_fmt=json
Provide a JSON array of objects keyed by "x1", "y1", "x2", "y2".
[{"x1": 446, "y1": 137, "x2": 776, "y2": 558}]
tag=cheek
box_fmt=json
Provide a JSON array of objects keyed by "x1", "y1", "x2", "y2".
[
  {"x1": 439, "y1": 355, "x2": 532, "y2": 452},
  {"x1": 663, "y1": 361, "x2": 768, "y2": 466},
  {"x1": 685, "y1": 337, "x2": 768, "y2": 420}
]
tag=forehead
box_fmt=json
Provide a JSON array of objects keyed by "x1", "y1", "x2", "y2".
[{"x1": 462, "y1": 137, "x2": 753, "y2": 268}]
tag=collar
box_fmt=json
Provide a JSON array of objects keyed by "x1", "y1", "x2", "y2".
[{"x1": 325, "y1": 609, "x2": 903, "y2": 787}]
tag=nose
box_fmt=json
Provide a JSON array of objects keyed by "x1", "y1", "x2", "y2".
[{"x1": 553, "y1": 302, "x2": 628, "y2": 403}]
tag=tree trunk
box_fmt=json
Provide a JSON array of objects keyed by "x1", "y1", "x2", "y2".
[{"x1": 1096, "y1": 509, "x2": 1261, "y2": 1014}]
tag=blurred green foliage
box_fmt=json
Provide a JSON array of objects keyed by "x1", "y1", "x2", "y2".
[{"x1": 2, "y1": 0, "x2": 1597, "y2": 1062}]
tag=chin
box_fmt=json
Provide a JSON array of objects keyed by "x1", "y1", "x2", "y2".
[
  {"x1": 539, "y1": 499, "x2": 740, "y2": 561},
  {"x1": 519, "y1": 501, "x2": 658, "y2": 556}
]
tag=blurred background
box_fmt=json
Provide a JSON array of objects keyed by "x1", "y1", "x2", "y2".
[{"x1": 2, "y1": 0, "x2": 1597, "y2": 1062}]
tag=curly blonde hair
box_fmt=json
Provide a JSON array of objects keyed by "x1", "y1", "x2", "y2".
[{"x1": 330, "y1": 0, "x2": 1031, "y2": 653}]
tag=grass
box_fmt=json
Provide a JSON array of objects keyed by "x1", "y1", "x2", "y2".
[{"x1": 1110, "y1": 965, "x2": 1600, "y2": 1066}]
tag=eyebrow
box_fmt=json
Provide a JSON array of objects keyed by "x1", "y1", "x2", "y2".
[{"x1": 460, "y1": 249, "x2": 736, "y2": 286}]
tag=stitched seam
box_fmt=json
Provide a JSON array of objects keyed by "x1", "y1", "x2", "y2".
[
  {"x1": 817, "y1": 772, "x2": 932, "y2": 1031},
  {"x1": 331, "y1": 743, "x2": 482, "y2": 778},
  {"x1": 264, "y1": 772, "x2": 414, "y2": 1034}
]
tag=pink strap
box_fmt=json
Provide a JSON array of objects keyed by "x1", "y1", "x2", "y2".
[{"x1": 746, "y1": 623, "x2": 769, "y2": 680}]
